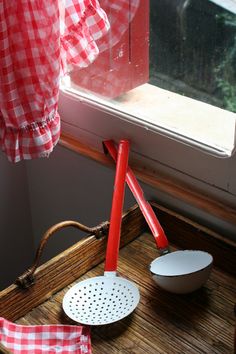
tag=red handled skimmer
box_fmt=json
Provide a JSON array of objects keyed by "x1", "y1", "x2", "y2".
[{"x1": 63, "y1": 140, "x2": 140, "y2": 324}]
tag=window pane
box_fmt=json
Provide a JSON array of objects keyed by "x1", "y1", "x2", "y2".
[
  {"x1": 149, "y1": 0, "x2": 236, "y2": 113},
  {"x1": 62, "y1": 0, "x2": 236, "y2": 112},
  {"x1": 60, "y1": 0, "x2": 236, "y2": 157}
]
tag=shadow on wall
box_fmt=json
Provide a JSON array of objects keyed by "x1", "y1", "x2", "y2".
[
  {"x1": 0, "y1": 152, "x2": 34, "y2": 290},
  {"x1": 0, "y1": 144, "x2": 136, "y2": 290}
]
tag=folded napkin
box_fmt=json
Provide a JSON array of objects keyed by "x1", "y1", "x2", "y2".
[{"x1": 0, "y1": 318, "x2": 91, "y2": 354}]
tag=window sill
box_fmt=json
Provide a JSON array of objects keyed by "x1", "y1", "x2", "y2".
[
  {"x1": 58, "y1": 83, "x2": 236, "y2": 201},
  {"x1": 60, "y1": 82, "x2": 236, "y2": 158}
]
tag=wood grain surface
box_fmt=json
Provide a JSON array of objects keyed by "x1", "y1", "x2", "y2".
[
  {"x1": 1, "y1": 203, "x2": 235, "y2": 353},
  {"x1": 16, "y1": 232, "x2": 236, "y2": 354}
]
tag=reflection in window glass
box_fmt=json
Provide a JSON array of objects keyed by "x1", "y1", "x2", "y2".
[
  {"x1": 68, "y1": 0, "x2": 149, "y2": 99},
  {"x1": 150, "y1": 0, "x2": 236, "y2": 113},
  {"x1": 64, "y1": 0, "x2": 236, "y2": 114}
]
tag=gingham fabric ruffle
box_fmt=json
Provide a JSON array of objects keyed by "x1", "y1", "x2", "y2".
[
  {"x1": 0, "y1": 317, "x2": 91, "y2": 354},
  {"x1": 0, "y1": 0, "x2": 109, "y2": 163},
  {"x1": 60, "y1": 0, "x2": 110, "y2": 73}
]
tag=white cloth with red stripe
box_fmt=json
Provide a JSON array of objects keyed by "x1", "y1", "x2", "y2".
[
  {"x1": 0, "y1": 317, "x2": 91, "y2": 353},
  {"x1": 0, "y1": 0, "x2": 110, "y2": 163}
]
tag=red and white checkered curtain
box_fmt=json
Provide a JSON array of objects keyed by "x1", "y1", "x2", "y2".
[
  {"x1": 0, "y1": 0, "x2": 109, "y2": 163},
  {"x1": 0, "y1": 317, "x2": 92, "y2": 353}
]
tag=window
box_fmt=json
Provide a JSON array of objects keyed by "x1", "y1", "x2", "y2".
[
  {"x1": 59, "y1": 0, "x2": 236, "y2": 207},
  {"x1": 60, "y1": 0, "x2": 236, "y2": 158}
]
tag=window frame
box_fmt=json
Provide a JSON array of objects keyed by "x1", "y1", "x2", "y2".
[
  {"x1": 59, "y1": 87, "x2": 236, "y2": 199},
  {"x1": 58, "y1": 0, "x2": 236, "y2": 240}
]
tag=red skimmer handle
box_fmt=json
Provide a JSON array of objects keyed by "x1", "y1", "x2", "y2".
[
  {"x1": 103, "y1": 140, "x2": 169, "y2": 251},
  {"x1": 104, "y1": 140, "x2": 129, "y2": 272}
]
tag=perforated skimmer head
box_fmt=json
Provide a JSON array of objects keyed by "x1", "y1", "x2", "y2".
[
  {"x1": 63, "y1": 275, "x2": 140, "y2": 325},
  {"x1": 63, "y1": 140, "x2": 140, "y2": 325}
]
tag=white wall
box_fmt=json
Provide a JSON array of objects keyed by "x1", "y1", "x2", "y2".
[{"x1": 0, "y1": 152, "x2": 34, "y2": 290}]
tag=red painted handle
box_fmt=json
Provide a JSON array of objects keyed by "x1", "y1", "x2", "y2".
[
  {"x1": 104, "y1": 140, "x2": 129, "y2": 272},
  {"x1": 103, "y1": 140, "x2": 169, "y2": 250}
]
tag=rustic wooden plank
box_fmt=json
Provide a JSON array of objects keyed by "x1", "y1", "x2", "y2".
[
  {"x1": 1, "y1": 200, "x2": 236, "y2": 353},
  {"x1": 1, "y1": 200, "x2": 236, "y2": 323},
  {"x1": 118, "y1": 237, "x2": 235, "y2": 353},
  {"x1": 0, "y1": 343, "x2": 12, "y2": 354},
  {"x1": 15, "y1": 232, "x2": 236, "y2": 354},
  {"x1": 0, "y1": 205, "x2": 146, "y2": 321}
]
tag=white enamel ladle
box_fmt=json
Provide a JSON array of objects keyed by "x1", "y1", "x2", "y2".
[
  {"x1": 63, "y1": 140, "x2": 140, "y2": 325},
  {"x1": 103, "y1": 140, "x2": 213, "y2": 294}
]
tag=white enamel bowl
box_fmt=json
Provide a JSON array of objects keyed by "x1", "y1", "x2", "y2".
[{"x1": 150, "y1": 250, "x2": 213, "y2": 294}]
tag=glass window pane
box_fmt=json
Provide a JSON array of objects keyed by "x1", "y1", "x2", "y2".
[
  {"x1": 149, "y1": 0, "x2": 236, "y2": 113},
  {"x1": 60, "y1": 0, "x2": 236, "y2": 157}
]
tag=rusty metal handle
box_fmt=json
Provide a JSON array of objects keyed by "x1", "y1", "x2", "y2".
[{"x1": 16, "y1": 220, "x2": 109, "y2": 289}]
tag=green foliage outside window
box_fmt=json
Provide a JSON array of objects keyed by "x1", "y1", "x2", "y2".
[{"x1": 215, "y1": 13, "x2": 236, "y2": 112}]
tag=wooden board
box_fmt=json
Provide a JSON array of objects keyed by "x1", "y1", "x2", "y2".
[{"x1": 16, "y1": 232, "x2": 236, "y2": 353}]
